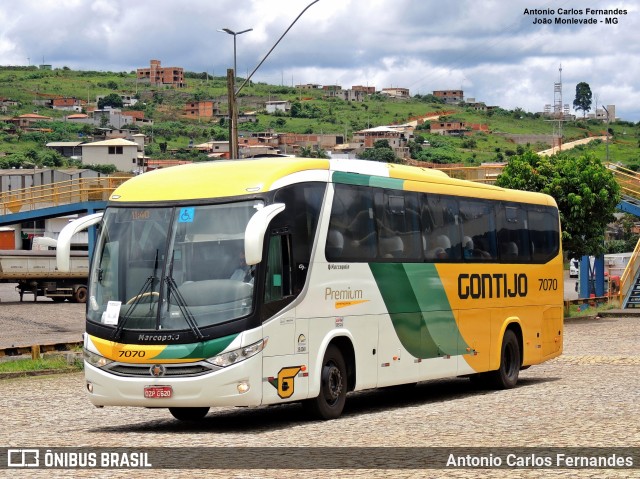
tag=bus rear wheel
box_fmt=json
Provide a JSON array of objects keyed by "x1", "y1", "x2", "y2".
[
  {"x1": 169, "y1": 407, "x2": 210, "y2": 421},
  {"x1": 486, "y1": 329, "x2": 521, "y2": 389},
  {"x1": 304, "y1": 345, "x2": 347, "y2": 420}
]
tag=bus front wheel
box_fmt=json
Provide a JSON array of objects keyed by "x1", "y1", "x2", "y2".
[
  {"x1": 304, "y1": 345, "x2": 347, "y2": 420},
  {"x1": 169, "y1": 407, "x2": 210, "y2": 421}
]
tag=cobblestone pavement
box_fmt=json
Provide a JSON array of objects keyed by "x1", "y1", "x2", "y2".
[
  {"x1": 1, "y1": 290, "x2": 638, "y2": 478},
  {"x1": 0, "y1": 283, "x2": 84, "y2": 350}
]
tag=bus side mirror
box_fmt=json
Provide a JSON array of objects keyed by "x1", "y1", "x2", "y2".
[
  {"x1": 56, "y1": 212, "x2": 103, "y2": 272},
  {"x1": 244, "y1": 203, "x2": 285, "y2": 266}
]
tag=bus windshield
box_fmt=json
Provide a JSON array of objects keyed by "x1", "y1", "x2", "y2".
[{"x1": 88, "y1": 200, "x2": 264, "y2": 333}]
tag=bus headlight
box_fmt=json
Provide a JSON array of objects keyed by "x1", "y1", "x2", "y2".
[
  {"x1": 83, "y1": 348, "x2": 113, "y2": 368},
  {"x1": 207, "y1": 338, "x2": 268, "y2": 368}
]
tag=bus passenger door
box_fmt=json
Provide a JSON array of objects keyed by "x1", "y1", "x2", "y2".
[{"x1": 261, "y1": 233, "x2": 309, "y2": 404}]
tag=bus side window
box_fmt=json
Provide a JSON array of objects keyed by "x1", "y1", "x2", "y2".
[
  {"x1": 459, "y1": 199, "x2": 496, "y2": 261},
  {"x1": 264, "y1": 234, "x2": 292, "y2": 303},
  {"x1": 328, "y1": 184, "x2": 377, "y2": 261},
  {"x1": 497, "y1": 205, "x2": 530, "y2": 262},
  {"x1": 528, "y1": 206, "x2": 560, "y2": 263},
  {"x1": 422, "y1": 194, "x2": 462, "y2": 261}
]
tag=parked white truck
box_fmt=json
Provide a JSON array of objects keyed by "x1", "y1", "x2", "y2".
[{"x1": 0, "y1": 242, "x2": 89, "y2": 302}]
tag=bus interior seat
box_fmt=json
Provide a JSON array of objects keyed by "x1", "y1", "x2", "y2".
[
  {"x1": 501, "y1": 241, "x2": 519, "y2": 261},
  {"x1": 426, "y1": 234, "x2": 451, "y2": 259},
  {"x1": 379, "y1": 235, "x2": 404, "y2": 258},
  {"x1": 176, "y1": 280, "x2": 252, "y2": 307},
  {"x1": 326, "y1": 228, "x2": 345, "y2": 259}
]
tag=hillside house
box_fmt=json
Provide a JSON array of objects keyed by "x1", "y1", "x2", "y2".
[
  {"x1": 279, "y1": 133, "x2": 343, "y2": 152},
  {"x1": 81, "y1": 138, "x2": 141, "y2": 172},
  {"x1": 353, "y1": 126, "x2": 412, "y2": 158},
  {"x1": 51, "y1": 97, "x2": 85, "y2": 111},
  {"x1": 95, "y1": 94, "x2": 139, "y2": 107},
  {"x1": 136, "y1": 59, "x2": 185, "y2": 88},
  {"x1": 295, "y1": 84, "x2": 321, "y2": 90},
  {"x1": 4, "y1": 113, "x2": 52, "y2": 130},
  {"x1": 352, "y1": 85, "x2": 376, "y2": 94},
  {"x1": 433, "y1": 90, "x2": 464, "y2": 104},
  {"x1": 183, "y1": 100, "x2": 220, "y2": 119},
  {"x1": 430, "y1": 120, "x2": 467, "y2": 136},
  {"x1": 265, "y1": 100, "x2": 290, "y2": 114},
  {"x1": 45, "y1": 141, "x2": 84, "y2": 158},
  {"x1": 381, "y1": 88, "x2": 410, "y2": 99},
  {"x1": 325, "y1": 89, "x2": 366, "y2": 102}
]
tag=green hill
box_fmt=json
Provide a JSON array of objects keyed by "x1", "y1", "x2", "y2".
[{"x1": 0, "y1": 66, "x2": 638, "y2": 168}]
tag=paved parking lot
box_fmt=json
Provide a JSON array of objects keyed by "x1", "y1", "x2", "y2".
[{"x1": 0, "y1": 283, "x2": 84, "y2": 350}]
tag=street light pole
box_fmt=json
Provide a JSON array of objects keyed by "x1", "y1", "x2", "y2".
[
  {"x1": 218, "y1": 28, "x2": 253, "y2": 82},
  {"x1": 218, "y1": 28, "x2": 252, "y2": 160},
  {"x1": 220, "y1": 0, "x2": 320, "y2": 159}
]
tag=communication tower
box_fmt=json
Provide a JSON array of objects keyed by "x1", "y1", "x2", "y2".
[{"x1": 549, "y1": 65, "x2": 569, "y2": 152}]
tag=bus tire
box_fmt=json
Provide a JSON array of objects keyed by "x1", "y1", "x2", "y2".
[
  {"x1": 486, "y1": 329, "x2": 521, "y2": 389},
  {"x1": 169, "y1": 407, "x2": 210, "y2": 421},
  {"x1": 72, "y1": 286, "x2": 88, "y2": 304},
  {"x1": 304, "y1": 345, "x2": 347, "y2": 420}
]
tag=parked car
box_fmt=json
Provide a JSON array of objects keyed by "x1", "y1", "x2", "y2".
[{"x1": 569, "y1": 258, "x2": 579, "y2": 278}]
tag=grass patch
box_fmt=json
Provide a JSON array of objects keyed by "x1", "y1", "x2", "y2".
[
  {"x1": 565, "y1": 300, "x2": 619, "y2": 318},
  {"x1": 0, "y1": 355, "x2": 82, "y2": 373}
]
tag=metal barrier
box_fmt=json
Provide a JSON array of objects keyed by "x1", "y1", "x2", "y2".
[
  {"x1": 0, "y1": 176, "x2": 131, "y2": 216},
  {"x1": 619, "y1": 237, "x2": 640, "y2": 303}
]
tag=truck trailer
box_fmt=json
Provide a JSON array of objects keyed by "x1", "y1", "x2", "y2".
[{"x1": 0, "y1": 249, "x2": 89, "y2": 302}]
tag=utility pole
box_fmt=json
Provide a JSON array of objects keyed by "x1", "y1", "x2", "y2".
[
  {"x1": 602, "y1": 105, "x2": 610, "y2": 163},
  {"x1": 227, "y1": 69, "x2": 239, "y2": 160},
  {"x1": 224, "y1": 0, "x2": 320, "y2": 160}
]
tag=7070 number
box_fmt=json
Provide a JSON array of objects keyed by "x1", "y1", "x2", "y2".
[
  {"x1": 118, "y1": 350, "x2": 146, "y2": 358},
  {"x1": 538, "y1": 278, "x2": 558, "y2": 291}
]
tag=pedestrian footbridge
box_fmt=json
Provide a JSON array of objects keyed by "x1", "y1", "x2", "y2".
[{"x1": 0, "y1": 176, "x2": 129, "y2": 227}]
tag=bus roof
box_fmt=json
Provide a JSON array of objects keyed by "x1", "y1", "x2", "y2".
[{"x1": 109, "y1": 157, "x2": 556, "y2": 207}]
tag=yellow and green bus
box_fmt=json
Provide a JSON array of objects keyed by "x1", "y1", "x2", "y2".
[{"x1": 59, "y1": 158, "x2": 563, "y2": 421}]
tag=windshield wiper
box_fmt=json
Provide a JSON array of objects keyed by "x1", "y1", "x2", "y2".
[
  {"x1": 165, "y1": 251, "x2": 204, "y2": 340},
  {"x1": 112, "y1": 249, "x2": 159, "y2": 340}
]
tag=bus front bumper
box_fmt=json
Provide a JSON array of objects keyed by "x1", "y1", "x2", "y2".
[{"x1": 84, "y1": 358, "x2": 264, "y2": 408}]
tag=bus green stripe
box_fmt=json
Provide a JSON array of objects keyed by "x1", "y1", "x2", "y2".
[
  {"x1": 154, "y1": 333, "x2": 238, "y2": 360},
  {"x1": 369, "y1": 263, "x2": 468, "y2": 358},
  {"x1": 332, "y1": 171, "x2": 404, "y2": 190}
]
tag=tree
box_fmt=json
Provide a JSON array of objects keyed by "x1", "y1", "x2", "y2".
[
  {"x1": 98, "y1": 93, "x2": 124, "y2": 109},
  {"x1": 573, "y1": 82, "x2": 593, "y2": 118},
  {"x1": 299, "y1": 146, "x2": 329, "y2": 159},
  {"x1": 357, "y1": 139, "x2": 399, "y2": 163},
  {"x1": 496, "y1": 151, "x2": 620, "y2": 258}
]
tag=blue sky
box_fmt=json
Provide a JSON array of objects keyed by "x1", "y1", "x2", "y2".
[{"x1": 1, "y1": 0, "x2": 638, "y2": 121}]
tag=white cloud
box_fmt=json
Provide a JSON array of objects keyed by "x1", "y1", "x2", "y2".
[{"x1": 0, "y1": 0, "x2": 637, "y2": 120}]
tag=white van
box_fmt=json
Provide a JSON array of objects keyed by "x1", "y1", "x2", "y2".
[{"x1": 569, "y1": 258, "x2": 579, "y2": 278}]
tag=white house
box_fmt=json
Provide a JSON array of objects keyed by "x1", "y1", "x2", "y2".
[
  {"x1": 81, "y1": 138, "x2": 140, "y2": 172},
  {"x1": 265, "y1": 101, "x2": 290, "y2": 114}
]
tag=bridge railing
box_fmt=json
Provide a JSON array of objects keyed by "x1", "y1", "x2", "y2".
[
  {"x1": 406, "y1": 162, "x2": 504, "y2": 184},
  {"x1": 606, "y1": 163, "x2": 640, "y2": 201},
  {"x1": 619, "y1": 237, "x2": 640, "y2": 303},
  {"x1": 0, "y1": 176, "x2": 131, "y2": 216}
]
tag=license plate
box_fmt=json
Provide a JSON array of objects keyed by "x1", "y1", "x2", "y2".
[{"x1": 144, "y1": 385, "x2": 172, "y2": 399}]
